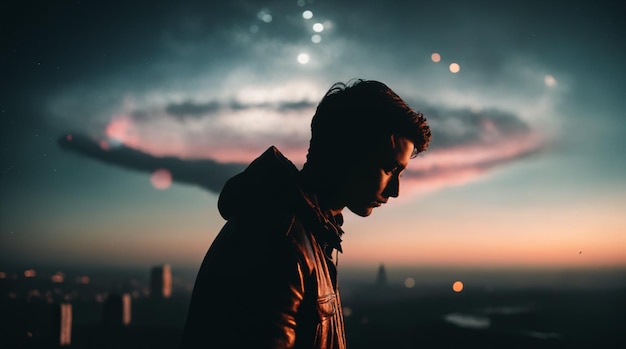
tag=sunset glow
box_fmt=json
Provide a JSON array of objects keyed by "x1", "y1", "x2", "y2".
[{"x1": 2, "y1": 0, "x2": 623, "y2": 278}]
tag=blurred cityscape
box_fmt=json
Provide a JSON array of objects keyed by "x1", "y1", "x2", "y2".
[
  {"x1": 0, "y1": 264, "x2": 187, "y2": 348},
  {"x1": 1, "y1": 264, "x2": 625, "y2": 348}
]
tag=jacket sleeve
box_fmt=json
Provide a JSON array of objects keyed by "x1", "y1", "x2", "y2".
[{"x1": 180, "y1": 213, "x2": 310, "y2": 349}]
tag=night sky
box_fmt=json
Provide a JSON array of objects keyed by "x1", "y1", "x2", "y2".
[{"x1": 1, "y1": 0, "x2": 625, "y2": 273}]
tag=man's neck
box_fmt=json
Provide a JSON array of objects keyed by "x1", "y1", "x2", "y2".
[{"x1": 298, "y1": 167, "x2": 344, "y2": 216}]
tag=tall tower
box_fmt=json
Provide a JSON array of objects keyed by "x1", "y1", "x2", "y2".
[
  {"x1": 376, "y1": 263, "x2": 388, "y2": 287},
  {"x1": 150, "y1": 264, "x2": 172, "y2": 298},
  {"x1": 52, "y1": 302, "x2": 72, "y2": 346},
  {"x1": 103, "y1": 293, "x2": 132, "y2": 326}
]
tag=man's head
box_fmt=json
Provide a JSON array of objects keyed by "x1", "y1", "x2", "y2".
[{"x1": 303, "y1": 79, "x2": 431, "y2": 216}]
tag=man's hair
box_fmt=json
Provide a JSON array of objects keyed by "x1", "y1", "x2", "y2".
[{"x1": 304, "y1": 79, "x2": 431, "y2": 170}]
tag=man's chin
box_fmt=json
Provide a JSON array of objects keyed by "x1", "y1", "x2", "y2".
[{"x1": 348, "y1": 206, "x2": 373, "y2": 217}]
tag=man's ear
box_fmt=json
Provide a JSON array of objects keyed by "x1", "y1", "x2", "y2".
[{"x1": 389, "y1": 134, "x2": 397, "y2": 150}]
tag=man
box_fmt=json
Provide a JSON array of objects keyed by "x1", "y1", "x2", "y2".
[{"x1": 180, "y1": 79, "x2": 431, "y2": 348}]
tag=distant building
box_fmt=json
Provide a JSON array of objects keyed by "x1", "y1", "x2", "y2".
[
  {"x1": 376, "y1": 264, "x2": 388, "y2": 287},
  {"x1": 52, "y1": 302, "x2": 72, "y2": 346},
  {"x1": 150, "y1": 264, "x2": 172, "y2": 299},
  {"x1": 103, "y1": 293, "x2": 132, "y2": 326}
]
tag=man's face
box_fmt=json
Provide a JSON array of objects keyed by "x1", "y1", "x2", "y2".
[{"x1": 341, "y1": 136, "x2": 414, "y2": 217}]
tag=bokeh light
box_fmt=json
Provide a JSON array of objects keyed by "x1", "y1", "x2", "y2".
[
  {"x1": 449, "y1": 62, "x2": 461, "y2": 73},
  {"x1": 257, "y1": 9, "x2": 272, "y2": 23},
  {"x1": 311, "y1": 34, "x2": 322, "y2": 43},
  {"x1": 313, "y1": 22, "x2": 324, "y2": 32},
  {"x1": 452, "y1": 280, "x2": 464, "y2": 292},
  {"x1": 51, "y1": 272, "x2": 65, "y2": 283},
  {"x1": 302, "y1": 10, "x2": 313, "y2": 19},
  {"x1": 297, "y1": 53, "x2": 310, "y2": 64},
  {"x1": 431, "y1": 53, "x2": 441, "y2": 62},
  {"x1": 404, "y1": 277, "x2": 416, "y2": 288},
  {"x1": 544, "y1": 74, "x2": 557, "y2": 87},
  {"x1": 99, "y1": 140, "x2": 110, "y2": 151},
  {"x1": 151, "y1": 168, "x2": 172, "y2": 190}
]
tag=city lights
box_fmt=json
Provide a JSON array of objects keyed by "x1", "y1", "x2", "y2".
[{"x1": 51, "y1": 272, "x2": 65, "y2": 283}]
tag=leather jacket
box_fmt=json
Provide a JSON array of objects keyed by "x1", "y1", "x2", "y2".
[{"x1": 180, "y1": 146, "x2": 346, "y2": 349}]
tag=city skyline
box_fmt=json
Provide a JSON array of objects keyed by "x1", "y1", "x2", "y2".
[{"x1": 1, "y1": 0, "x2": 625, "y2": 275}]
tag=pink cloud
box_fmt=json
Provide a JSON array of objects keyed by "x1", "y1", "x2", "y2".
[
  {"x1": 97, "y1": 105, "x2": 546, "y2": 198},
  {"x1": 400, "y1": 131, "x2": 545, "y2": 196}
]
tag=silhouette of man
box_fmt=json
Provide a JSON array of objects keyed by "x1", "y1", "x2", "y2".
[{"x1": 180, "y1": 79, "x2": 431, "y2": 348}]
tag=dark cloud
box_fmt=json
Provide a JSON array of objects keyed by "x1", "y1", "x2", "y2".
[
  {"x1": 166, "y1": 101, "x2": 221, "y2": 118},
  {"x1": 414, "y1": 105, "x2": 534, "y2": 150},
  {"x1": 163, "y1": 99, "x2": 317, "y2": 119},
  {"x1": 278, "y1": 100, "x2": 317, "y2": 111},
  {"x1": 407, "y1": 144, "x2": 543, "y2": 180},
  {"x1": 58, "y1": 133, "x2": 246, "y2": 193}
]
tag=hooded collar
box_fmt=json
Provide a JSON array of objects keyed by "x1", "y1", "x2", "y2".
[{"x1": 217, "y1": 146, "x2": 344, "y2": 254}]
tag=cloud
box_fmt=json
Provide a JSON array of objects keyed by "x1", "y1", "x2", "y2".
[
  {"x1": 164, "y1": 99, "x2": 318, "y2": 120},
  {"x1": 166, "y1": 101, "x2": 221, "y2": 118},
  {"x1": 43, "y1": 0, "x2": 556, "y2": 199},
  {"x1": 57, "y1": 96, "x2": 546, "y2": 198},
  {"x1": 58, "y1": 133, "x2": 246, "y2": 193}
]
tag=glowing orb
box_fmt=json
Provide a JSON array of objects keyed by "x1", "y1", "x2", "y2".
[
  {"x1": 257, "y1": 9, "x2": 272, "y2": 23},
  {"x1": 302, "y1": 10, "x2": 313, "y2": 19},
  {"x1": 544, "y1": 74, "x2": 557, "y2": 87},
  {"x1": 431, "y1": 53, "x2": 441, "y2": 62},
  {"x1": 51, "y1": 272, "x2": 65, "y2": 283},
  {"x1": 311, "y1": 34, "x2": 322, "y2": 43},
  {"x1": 313, "y1": 22, "x2": 324, "y2": 32},
  {"x1": 66, "y1": 134, "x2": 73, "y2": 141},
  {"x1": 449, "y1": 63, "x2": 460, "y2": 73},
  {"x1": 297, "y1": 53, "x2": 310, "y2": 64},
  {"x1": 404, "y1": 277, "x2": 416, "y2": 288},
  {"x1": 151, "y1": 168, "x2": 172, "y2": 190},
  {"x1": 452, "y1": 281, "x2": 464, "y2": 292}
]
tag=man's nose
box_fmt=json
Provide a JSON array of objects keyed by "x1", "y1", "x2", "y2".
[{"x1": 384, "y1": 176, "x2": 400, "y2": 198}]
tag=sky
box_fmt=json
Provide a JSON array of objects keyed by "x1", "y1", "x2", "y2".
[{"x1": 1, "y1": 0, "x2": 625, "y2": 275}]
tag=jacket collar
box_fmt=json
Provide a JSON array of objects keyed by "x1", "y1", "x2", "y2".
[{"x1": 298, "y1": 188, "x2": 344, "y2": 255}]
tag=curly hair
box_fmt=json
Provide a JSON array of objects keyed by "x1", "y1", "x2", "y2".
[{"x1": 304, "y1": 79, "x2": 431, "y2": 169}]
